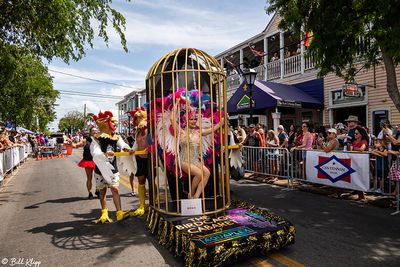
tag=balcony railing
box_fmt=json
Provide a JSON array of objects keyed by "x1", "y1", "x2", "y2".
[
  {"x1": 304, "y1": 52, "x2": 316, "y2": 70},
  {"x1": 226, "y1": 53, "x2": 317, "y2": 95},
  {"x1": 227, "y1": 73, "x2": 241, "y2": 88},
  {"x1": 284, "y1": 54, "x2": 301, "y2": 76},
  {"x1": 266, "y1": 60, "x2": 281, "y2": 80}
]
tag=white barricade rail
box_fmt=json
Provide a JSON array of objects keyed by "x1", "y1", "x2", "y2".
[
  {"x1": 0, "y1": 144, "x2": 31, "y2": 184},
  {"x1": 19, "y1": 146, "x2": 25, "y2": 162},
  {"x1": 240, "y1": 147, "x2": 399, "y2": 215},
  {"x1": 290, "y1": 149, "x2": 400, "y2": 215},
  {"x1": 0, "y1": 152, "x2": 4, "y2": 183},
  {"x1": 3, "y1": 149, "x2": 13, "y2": 174},
  {"x1": 12, "y1": 147, "x2": 19, "y2": 168},
  {"x1": 242, "y1": 146, "x2": 291, "y2": 184}
]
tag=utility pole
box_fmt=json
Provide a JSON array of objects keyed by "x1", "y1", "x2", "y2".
[{"x1": 83, "y1": 103, "x2": 87, "y2": 126}]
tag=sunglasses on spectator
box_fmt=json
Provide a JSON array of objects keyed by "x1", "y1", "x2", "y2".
[
  {"x1": 355, "y1": 132, "x2": 360, "y2": 135},
  {"x1": 302, "y1": 125, "x2": 307, "y2": 128}
]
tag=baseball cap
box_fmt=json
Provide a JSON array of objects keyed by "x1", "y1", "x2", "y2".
[
  {"x1": 327, "y1": 128, "x2": 337, "y2": 134},
  {"x1": 249, "y1": 124, "x2": 255, "y2": 128}
]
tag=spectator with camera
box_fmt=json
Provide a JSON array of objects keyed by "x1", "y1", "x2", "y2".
[{"x1": 377, "y1": 119, "x2": 393, "y2": 150}]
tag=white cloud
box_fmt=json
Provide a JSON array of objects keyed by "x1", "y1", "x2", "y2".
[
  {"x1": 105, "y1": 0, "x2": 270, "y2": 51},
  {"x1": 94, "y1": 59, "x2": 148, "y2": 77}
]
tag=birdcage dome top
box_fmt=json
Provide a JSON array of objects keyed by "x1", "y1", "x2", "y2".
[{"x1": 146, "y1": 48, "x2": 225, "y2": 79}]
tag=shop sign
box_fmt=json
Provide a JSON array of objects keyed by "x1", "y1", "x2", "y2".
[
  {"x1": 331, "y1": 86, "x2": 365, "y2": 105},
  {"x1": 237, "y1": 95, "x2": 255, "y2": 110},
  {"x1": 277, "y1": 100, "x2": 301, "y2": 108}
]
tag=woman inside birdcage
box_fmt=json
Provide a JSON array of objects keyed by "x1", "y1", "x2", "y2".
[{"x1": 152, "y1": 88, "x2": 224, "y2": 199}]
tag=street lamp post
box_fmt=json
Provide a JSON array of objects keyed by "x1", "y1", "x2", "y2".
[
  {"x1": 242, "y1": 68, "x2": 257, "y2": 125},
  {"x1": 127, "y1": 113, "x2": 131, "y2": 135}
]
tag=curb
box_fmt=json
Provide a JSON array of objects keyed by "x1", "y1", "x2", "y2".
[{"x1": 242, "y1": 172, "x2": 395, "y2": 209}]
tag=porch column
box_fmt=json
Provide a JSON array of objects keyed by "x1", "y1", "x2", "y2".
[
  {"x1": 272, "y1": 107, "x2": 281, "y2": 133},
  {"x1": 279, "y1": 31, "x2": 285, "y2": 79},
  {"x1": 300, "y1": 33, "x2": 305, "y2": 74},
  {"x1": 239, "y1": 48, "x2": 244, "y2": 84},
  {"x1": 264, "y1": 36, "x2": 268, "y2": 81},
  {"x1": 220, "y1": 57, "x2": 224, "y2": 71}
]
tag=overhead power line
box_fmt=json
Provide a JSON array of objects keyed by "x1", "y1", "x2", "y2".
[
  {"x1": 58, "y1": 89, "x2": 123, "y2": 98},
  {"x1": 48, "y1": 69, "x2": 138, "y2": 90},
  {"x1": 58, "y1": 90, "x2": 123, "y2": 99}
]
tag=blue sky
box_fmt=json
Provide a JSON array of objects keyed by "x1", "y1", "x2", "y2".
[{"x1": 47, "y1": 0, "x2": 272, "y2": 131}]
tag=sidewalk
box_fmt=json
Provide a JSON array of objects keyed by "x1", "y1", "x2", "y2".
[{"x1": 244, "y1": 172, "x2": 396, "y2": 209}]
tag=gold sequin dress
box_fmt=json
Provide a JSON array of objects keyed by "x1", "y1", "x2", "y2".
[{"x1": 179, "y1": 129, "x2": 202, "y2": 167}]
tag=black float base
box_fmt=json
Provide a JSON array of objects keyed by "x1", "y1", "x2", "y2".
[{"x1": 146, "y1": 200, "x2": 295, "y2": 266}]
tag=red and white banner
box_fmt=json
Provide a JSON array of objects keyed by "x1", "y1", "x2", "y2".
[{"x1": 305, "y1": 150, "x2": 370, "y2": 191}]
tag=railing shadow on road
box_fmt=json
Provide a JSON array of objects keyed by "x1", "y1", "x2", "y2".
[
  {"x1": 24, "y1": 196, "x2": 87, "y2": 209},
  {"x1": 25, "y1": 209, "x2": 176, "y2": 266}
]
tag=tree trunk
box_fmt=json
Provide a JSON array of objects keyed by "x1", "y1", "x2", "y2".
[{"x1": 382, "y1": 50, "x2": 400, "y2": 113}]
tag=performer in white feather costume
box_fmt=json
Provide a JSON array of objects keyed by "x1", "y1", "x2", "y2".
[{"x1": 90, "y1": 111, "x2": 132, "y2": 223}]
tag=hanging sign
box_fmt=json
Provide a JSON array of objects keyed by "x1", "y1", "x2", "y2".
[
  {"x1": 277, "y1": 100, "x2": 301, "y2": 108},
  {"x1": 181, "y1": 198, "x2": 203, "y2": 216}
]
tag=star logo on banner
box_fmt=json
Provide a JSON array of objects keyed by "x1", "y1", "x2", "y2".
[{"x1": 314, "y1": 155, "x2": 355, "y2": 183}]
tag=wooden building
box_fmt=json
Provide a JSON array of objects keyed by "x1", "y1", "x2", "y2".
[{"x1": 215, "y1": 13, "x2": 400, "y2": 136}]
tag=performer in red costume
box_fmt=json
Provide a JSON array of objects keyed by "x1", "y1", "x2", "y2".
[{"x1": 74, "y1": 126, "x2": 99, "y2": 199}]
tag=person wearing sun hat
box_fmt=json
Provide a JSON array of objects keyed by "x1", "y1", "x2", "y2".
[{"x1": 342, "y1": 115, "x2": 360, "y2": 149}]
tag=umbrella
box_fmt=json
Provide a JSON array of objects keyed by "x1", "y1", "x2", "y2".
[{"x1": 16, "y1": 127, "x2": 34, "y2": 135}]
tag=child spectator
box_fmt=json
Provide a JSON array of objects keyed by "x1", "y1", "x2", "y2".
[{"x1": 370, "y1": 139, "x2": 389, "y2": 193}]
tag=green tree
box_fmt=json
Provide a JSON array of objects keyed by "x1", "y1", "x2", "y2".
[
  {"x1": 0, "y1": 46, "x2": 59, "y2": 132},
  {"x1": 85, "y1": 112, "x2": 95, "y2": 125},
  {"x1": 267, "y1": 0, "x2": 400, "y2": 111},
  {"x1": 0, "y1": 0, "x2": 130, "y2": 63},
  {"x1": 58, "y1": 111, "x2": 85, "y2": 133},
  {"x1": 0, "y1": 0, "x2": 130, "y2": 131}
]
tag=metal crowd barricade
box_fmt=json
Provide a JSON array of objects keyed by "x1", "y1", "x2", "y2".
[
  {"x1": 240, "y1": 147, "x2": 399, "y2": 216},
  {"x1": 242, "y1": 146, "x2": 291, "y2": 186},
  {"x1": 288, "y1": 148, "x2": 399, "y2": 215},
  {"x1": 289, "y1": 148, "x2": 307, "y2": 186},
  {"x1": 0, "y1": 144, "x2": 31, "y2": 185},
  {"x1": 370, "y1": 153, "x2": 400, "y2": 215},
  {"x1": 0, "y1": 152, "x2": 4, "y2": 184}
]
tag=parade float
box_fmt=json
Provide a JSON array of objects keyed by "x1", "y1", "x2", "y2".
[{"x1": 144, "y1": 48, "x2": 295, "y2": 266}]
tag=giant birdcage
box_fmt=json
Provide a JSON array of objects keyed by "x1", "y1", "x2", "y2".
[{"x1": 146, "y1": 48, "x2": 230, "y2": 216}]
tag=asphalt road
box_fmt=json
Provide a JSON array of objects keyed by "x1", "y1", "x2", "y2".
[{"x1": 0, "y1": 150, "x2": 399, "y2": 267}]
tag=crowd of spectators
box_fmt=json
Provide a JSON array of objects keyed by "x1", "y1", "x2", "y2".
[
  {"x1": 230, "y1": 115, "x2": 400, "y2": 202},
  {"x1": 0, "y1": 120, "x2": 87, "y2": 155},
  {"x1": 0, "y1": 126, "x2": 30, "y2": 152}
]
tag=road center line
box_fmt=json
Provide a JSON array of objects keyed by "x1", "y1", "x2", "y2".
[{"x1": 269, "y1": 252, "x2": 305, "y2": 267}]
